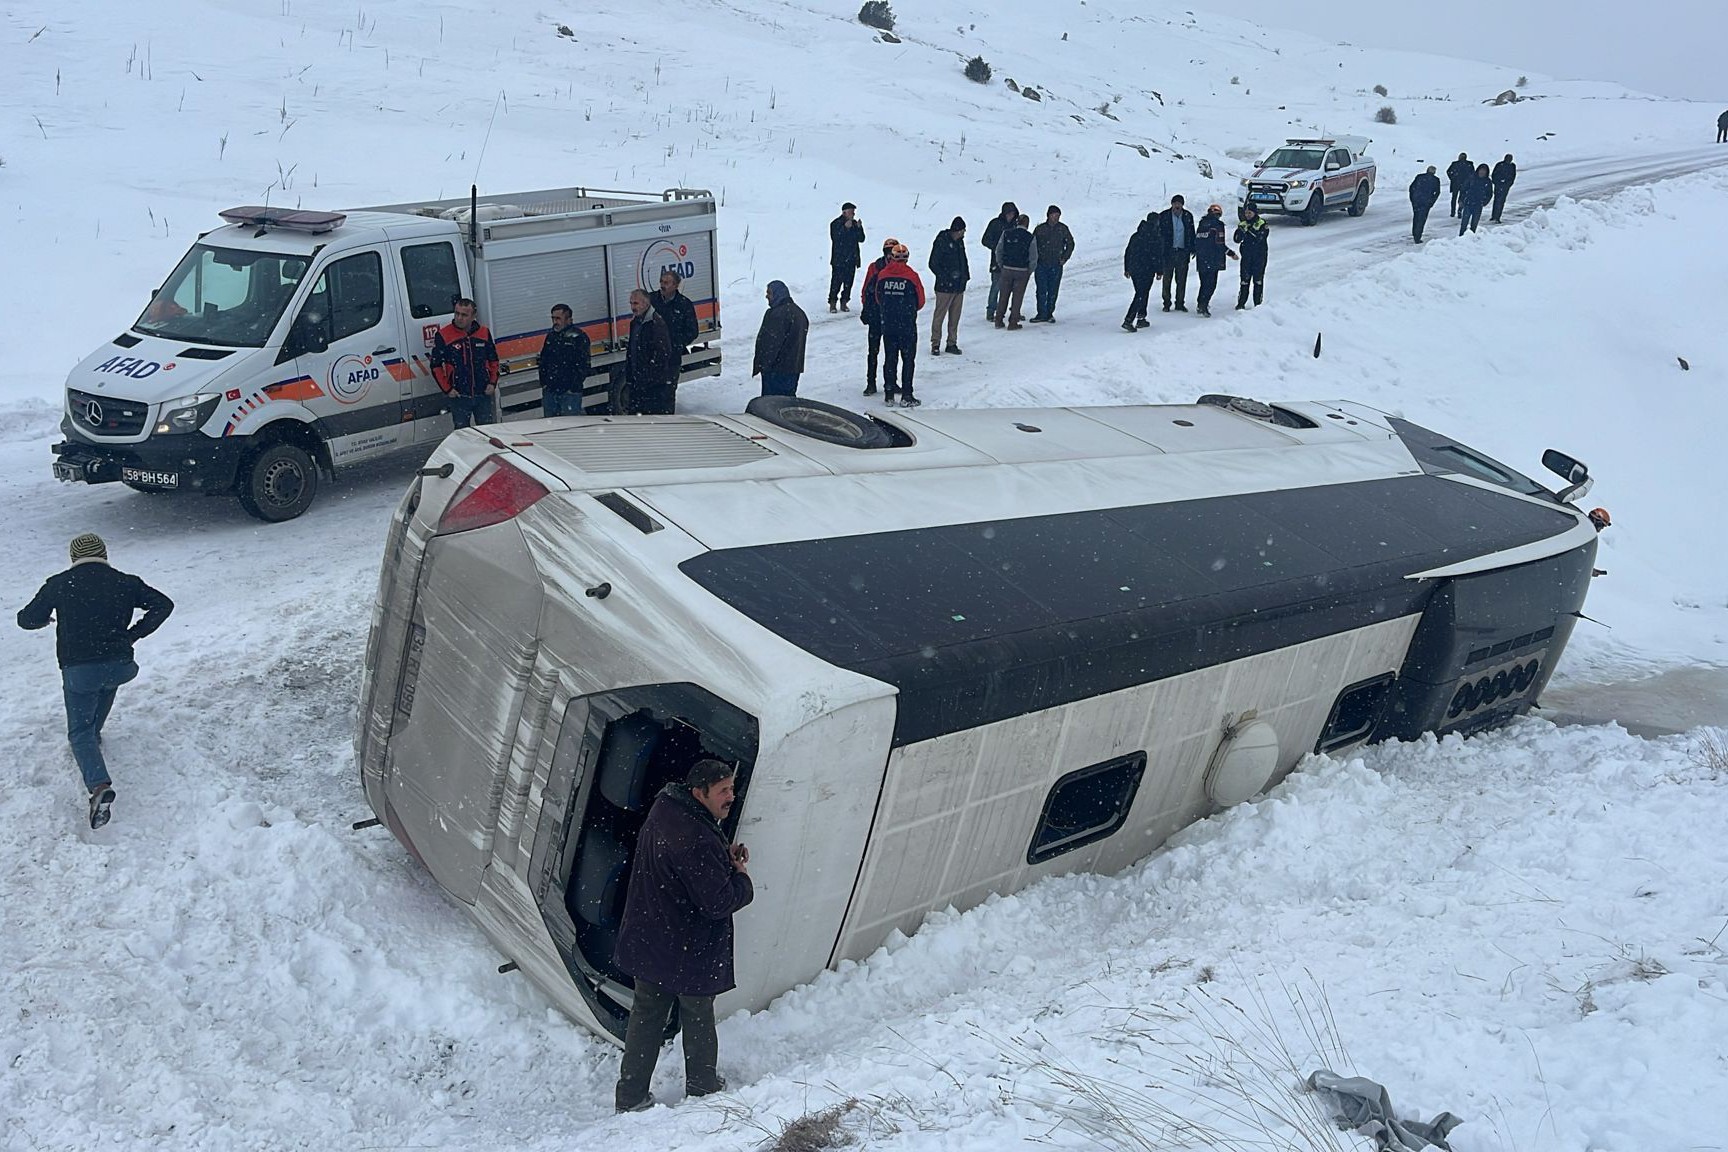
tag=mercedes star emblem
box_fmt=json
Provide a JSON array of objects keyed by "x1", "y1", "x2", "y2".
[{"x1": 85, "y1": 400, "x2": 104, "y2": 426}]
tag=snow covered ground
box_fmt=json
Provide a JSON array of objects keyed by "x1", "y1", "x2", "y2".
[{"x1": 2, "y1": 1, "x2": 1725, "y2": 1148}]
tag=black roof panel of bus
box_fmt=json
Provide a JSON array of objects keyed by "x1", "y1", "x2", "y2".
[{"x1": 679, "y1": 474, "x2": 1574, "y2": 744}]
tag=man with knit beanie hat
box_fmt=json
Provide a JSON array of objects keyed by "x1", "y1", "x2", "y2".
[
  {"x1": 927, "y1": 217, "x2": 970, "y2": 356},
  {"x1": 18, "y1": 534, "x2": 174, "y2": 829}
]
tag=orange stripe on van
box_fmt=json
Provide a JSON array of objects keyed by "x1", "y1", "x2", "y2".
[{"x1": 262, "y1": 375, "x2": 325, "y2": 402}]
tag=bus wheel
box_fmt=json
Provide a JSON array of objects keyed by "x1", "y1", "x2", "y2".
[
  {"x1": 745, "y1": 395, "x2": 892, "y2": 449},
  {"x1": 237, "y1": 441, "x2": 319, "y2": 522}
]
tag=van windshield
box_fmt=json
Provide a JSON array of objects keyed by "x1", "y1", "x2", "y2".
[
  {"x1": 133, "y1": 244, "x2": 311, "y2": 348},
  {"x1": 1262, "y1": 148, "x2": 1325, "y2": 170}
]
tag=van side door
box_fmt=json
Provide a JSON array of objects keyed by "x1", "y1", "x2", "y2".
[
  {"x1": 395, "y1": 239, "x2": 468, "y2": 443},
  {"x1": 279, "y1": 248, "x2": 405, "y2": 463}
]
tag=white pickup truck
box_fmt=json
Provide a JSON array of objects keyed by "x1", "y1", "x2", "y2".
[
  {"x1": 51, "y1": 186, "x2": 721, "y2": 521},
  {"x1": 1238, "y1": 136, "x2": 1376, "y2": 225}
]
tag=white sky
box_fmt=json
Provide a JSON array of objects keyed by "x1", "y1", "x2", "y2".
[{"x1": 1235, "y1": 2, "x2": 1728, "y2": 104}]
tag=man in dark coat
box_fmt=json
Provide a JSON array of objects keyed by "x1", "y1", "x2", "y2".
[
  {"x1": 538, "y1": 303, "x2": 591, "y2": 416},
  {"x1": 1156, "y1": 195, "x2": 1197, "y2": 312},
  {"x1": 858, "y1": 238, "x2": 896, "y2": 396},
  {"x1": 1408, "y1": 166, "x2": 1442, "y2": 243},
  {"x1": 1446, "y1": 153, "x2": 1474, "y2": 217},
  {"x1": 1029, "y1": 205, "x2": 1075, "y2": 322},
  {"x1": 622, "y1": 289, "x2": 678, "y2": 415},
  {"x1": 868, "y1": 243, "x2": 926, "y2": 408},
  {"x1": 654, "y1": 269, "x2": 700, "y2": 353},
  {"x1": 927, "y1": 217, "x2": 970, "y2": 355},
  {"x1": 1718, "y1": 110, "x2": 1727, "y2": 143},
  {"x1": 1120, "y1": 213, "x2": 1161, "y2": 332},
  {"x1": 1458, "y1": 163, "x2": 1494, "y2": 235},
  {"x1": 980, "y1": 201, "x2": 1018, "y2": 323},
  {"x1": 613, "y1": 760, "x2": 754, "y2": 1113},
  {"x1": 17, "y1": 533, "x2": 173, "y2": 829},
  {"x1": 992, "y1": 215, "x2": 1035, "y2": 330},
  {"x1": 1489, "y1": 154, "x2": 1517, "y2": 222},
  {"x1": 828, "y1": 202, "x2": 866, "y2": 312},
  {"x1": 1193, "y1": 204, "x2": 1237, "y2": 317},
  {"x1": 751, "y1": 280, "x2": 809, "y2": 397},
  {"x1": 1234, "y1": 204, "x2": 1269, "y2": 309}
]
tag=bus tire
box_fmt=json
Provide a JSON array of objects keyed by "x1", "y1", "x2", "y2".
[
  {"x1": 745, "y1": 395, "x2": 893, "y2": 450},
  {"x1": 237, "y1": 440, "x2": 319, "y2": 522}
]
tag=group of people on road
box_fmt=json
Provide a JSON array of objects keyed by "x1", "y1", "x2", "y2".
[
  {"x1": 432, "y1": 267, "x2": 704, "y2": 426},
  {"x1": 1409, "y1": 152, "x2": 1517, "y2": 242},
  {"x1": 1120, "y1": 195, "x2": 1269, "y2": 328}
]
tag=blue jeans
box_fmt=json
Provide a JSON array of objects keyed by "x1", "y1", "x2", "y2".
[
  {"x1": 542, "y1": 390, "x2": 582, "y2": 417},
  {"x1": 986, "y1": 268, "x2": 1003, "y2": 318},
  {"x1": 63, "y1": 660, "x2": 138, "y2": 792},
  {"x1": 1459, "y1": 204, "x2": 1483, "y2": 234},
  {"x1": 1033, "y1": 264, "x2": 1064, "y2": 318},
  {"x1": 449, "y1": 393, "x2": 496, "y2": 428},
  {"x1": 759, "y1": 372, "x2": 800, "y2": 397}
]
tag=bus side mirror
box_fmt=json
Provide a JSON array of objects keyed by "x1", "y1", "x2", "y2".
[{"x1": 1542, "y1": 449, "x2": 1592, "y2": 503}]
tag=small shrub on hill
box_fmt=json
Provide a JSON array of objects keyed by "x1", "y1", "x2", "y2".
[
  {"x1": 1373, "y1": 83, "x2": 1388, "y2": 96},
  {"x1": 1374, "y1": 105, "x2": 1397, "y2": 124},
  {"x1": 965, "y1": 56, "x2": 992, "y2": 84},
  {"x1": 1517, "y1": 74, "x2": 1529, "y2": 88},
  {"x1": 857, "y1": 1, "x2": 895, "y2": 31}
]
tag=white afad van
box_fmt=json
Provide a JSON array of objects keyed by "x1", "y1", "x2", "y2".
[
  {"x1": 355, "y1": 394, "x2": 1602, "y2": 1045},
  {"x1": 51, "y1": 187, "x2": 721, "y2": 521}
]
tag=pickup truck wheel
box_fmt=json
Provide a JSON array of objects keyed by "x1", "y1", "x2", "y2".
[
  {"x1": 1347, "y1": 183, "x2": 1371, "y2": 217},
  {"x1": 236, "y1": 441, "x2": 319, "y2": 522},
  {"x1": 1302, "y1": 194, "x2": 1324, "y2": 226}
]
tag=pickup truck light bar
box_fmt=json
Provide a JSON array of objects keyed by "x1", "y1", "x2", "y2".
[{"x1": 217, "y1": 206, "x2": 348, "y2": 234}]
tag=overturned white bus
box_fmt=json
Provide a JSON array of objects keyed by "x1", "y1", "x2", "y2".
[{"x1": 355, "y1": 395, "x2": 1600, "y2": 1042}]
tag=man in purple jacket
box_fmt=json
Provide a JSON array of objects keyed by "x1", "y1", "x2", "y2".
[{"x1": 613, "y1": 759, "x2": 754, "y2": 1112}]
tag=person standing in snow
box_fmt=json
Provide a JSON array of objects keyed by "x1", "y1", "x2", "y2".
[
  {"x1": 858, "y1": 238, "x2": 897, "y2": 396},
  {"x1": 927, "y1": 217, "x2": 970, "y2": 355},
  {"x1": 429, "y1": 298, "x2": 499, "y2": 428},
  {"x1": 1717, "y1": 110, "x2": 1727, "y2": 143},
  {"x1": 828, "y1": 202, "x2": 866, "y2": 313},
  {"x1": 1030, "y1": 205, "x2": 1075, "y2": 322},
  {"x1": 1458, "y1": 163, "x2": 1494, "y2": 235},
  {"x1": 868, "y1": 242, "x2": 926, "y2": 407},
  {"x1": 654, "y1": 269, "x2": 700, "y2": 354},
  {"x1": 1446, "y1": 153, "x2": 1474, "y2": 218},
  {"x1": 623, "y1": 289, "x2": 678, "y2": 414},
  {"x1": 613, "y1": 759, "x2": 754, "y2": 1114},
  {"x1": 751, "y1": 280, "x2": 809, "y2": 397},
  {"x1": 538, "y1": 304, "x2": 591, "y2": 417},
  {"x1": 1234, "y1": 203, "x2": 1269, "y2": 310},
  {"x1": 1156, "y1": 194, "x2": 1197, "y2": 313},
  {"x1": 1193, "y1": 204, "x2": 1237, "y2": 317},
  {"x1": 980, "y1": 201, "x2": 1019, "y2": 324},
  {"x1": 1489, "y1": 154, "x2": 1518, "y2": 223},
  {"x1": 992, "y1": 214, "x2": 1036, "y2": 330},
  {"x1": 1120, "y1": 213, "x2": 1161, "y2": 332},
  {"x1": 1409, "y1": 166, "x2": 1442, "y2": 243},
  {"x1": 17, "y1": 534, "x2": 174, "y2": 829}
]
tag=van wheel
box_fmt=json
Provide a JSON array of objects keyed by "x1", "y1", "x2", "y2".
[
  {"x1": 237, "y1": 441, "x2": 319, "y2": 522},
  {"x1": 1347, "y1": 184, "x2": 1371, "y2": 217},
  {"x1": 1302, "y1": 194, "x2": 1325, "y2": 226},
  {"x1": 745, "y1": 395, "x2": 893, "y2": 449}
]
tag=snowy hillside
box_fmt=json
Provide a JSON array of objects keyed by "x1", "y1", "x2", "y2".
[{"x1": 2, "y1": 0, "x2": 1726, "y2": 1148}]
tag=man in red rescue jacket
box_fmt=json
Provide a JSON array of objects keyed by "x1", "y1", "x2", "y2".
[
  {"x1": 430, "y1": 297, "x2": 500, "y2": 428},
  {"x1": 867, "y1": 243, "x2": 926, "y2": 408}
]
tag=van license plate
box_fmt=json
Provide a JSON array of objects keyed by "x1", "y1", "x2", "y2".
[{"x1": 121, "y1": 466, "x2": 179, "y2": 489}]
